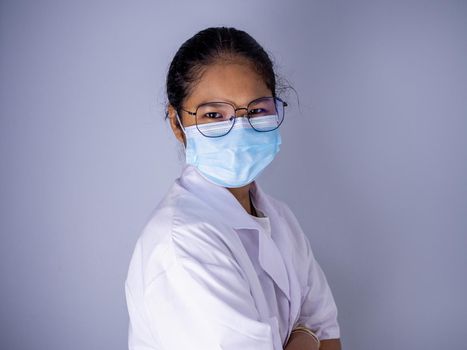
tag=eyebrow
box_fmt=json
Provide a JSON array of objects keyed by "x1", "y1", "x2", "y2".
[{"x1": 195, "y1": 95, "x2": 273, "y2": 107}]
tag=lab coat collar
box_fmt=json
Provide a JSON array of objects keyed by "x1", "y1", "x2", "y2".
[
  {"x1": 177, "y1": 164, "x2": 269, "y2": 232},
  {"x1": 177, "y1": 164, "x2": 291, "y2": 302}
]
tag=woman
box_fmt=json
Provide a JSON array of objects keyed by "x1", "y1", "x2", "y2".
[{"x1": 125, "y1": 27, "x2": 341, "y2": 350}]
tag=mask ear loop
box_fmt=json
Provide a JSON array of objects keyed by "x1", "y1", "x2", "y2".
[
  {"x1": 175, "y1": 112, "x2": 187, "y2": 134},
  {"x1": 175, "y1": 112, "x2": 188, "y2": 153}
]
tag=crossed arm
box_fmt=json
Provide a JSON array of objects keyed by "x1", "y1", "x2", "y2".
[{"x1": 285, "y1": 332, "x2": 342, "y2": 350}]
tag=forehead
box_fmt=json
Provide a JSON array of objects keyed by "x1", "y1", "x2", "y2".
[{"x1": 184, "y1": 61, "x2": 271, "y2": 107}]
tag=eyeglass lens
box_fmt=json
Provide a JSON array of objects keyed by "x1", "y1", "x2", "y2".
[{"x1": 195, "y1": 97, "x2": 285, "y2": 137}]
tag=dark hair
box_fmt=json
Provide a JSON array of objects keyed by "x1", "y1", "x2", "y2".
[{"x1": 165, "y1": 27, "x2": 287, "y2": 120}]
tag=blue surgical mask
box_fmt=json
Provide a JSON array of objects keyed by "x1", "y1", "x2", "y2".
[{"x1": 178, "y1": 116, "x2": 281, "y2": 188}]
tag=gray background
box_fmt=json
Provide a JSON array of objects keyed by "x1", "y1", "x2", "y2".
[{"x1": 1, "y1": 0, "x2": 466, "y2": 349}]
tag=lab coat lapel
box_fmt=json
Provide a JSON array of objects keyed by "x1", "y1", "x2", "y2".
[
  {"x1": 257, "y1": 228, "x2": 291, "y2": 300},
  {"x1": 251, "y1": 182, "x2": 303, "y2": 331}
]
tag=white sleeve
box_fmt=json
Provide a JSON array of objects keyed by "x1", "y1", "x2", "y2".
[
  {"x1": 296, "y1": 233, "x2": 340, "y2": 340},
  {"x1": 126, "y1": 282, "x2": 159, "y2": 350},
  {"x1": 140, "y1": 255, "x2": 276, "y2": 350},
  {"x1": 277, "y1": 200, "x2": 340, "y2": 340}
]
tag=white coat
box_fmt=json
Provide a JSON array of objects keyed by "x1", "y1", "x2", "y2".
[{"x1": 125, "y1": 164, "x2": 340, "y2": 349}]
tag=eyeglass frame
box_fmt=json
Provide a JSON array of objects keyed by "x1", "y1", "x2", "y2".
[{"x1": 177, "y1": 96, "x2": 288, "y2": 138}]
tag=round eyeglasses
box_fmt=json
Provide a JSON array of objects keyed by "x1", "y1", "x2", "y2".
[{"x1": 179, "y1": 96, "x2": 287, "y2": 137}]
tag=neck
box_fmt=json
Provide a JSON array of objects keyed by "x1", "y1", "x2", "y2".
[{"x1": 227, "y1": 184, "x2": 255, "y2": 216}]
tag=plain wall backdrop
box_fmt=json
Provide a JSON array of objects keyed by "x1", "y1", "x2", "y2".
[{"x1": 1, "y1": 0, "x2": 466, "y2": 349}]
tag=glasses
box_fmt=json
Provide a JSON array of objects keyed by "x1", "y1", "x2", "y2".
[{"x1": 179, "y1": 96, "x2": 288, "y2": 137}]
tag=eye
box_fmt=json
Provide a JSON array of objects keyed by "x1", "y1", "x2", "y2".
[
  {"x1": 248, "y1": 108, "x2": 265, "y2": 115},
  {"x1": 203, "y1": 112, "x2": 224, "y2": 119}
]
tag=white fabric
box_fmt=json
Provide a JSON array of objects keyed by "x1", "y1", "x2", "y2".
[
  {"x1": 125, "y1": 164, "x2": 340, "y2": 350},
  {"x1": 245, "y1": 203, "x2": 289, "y2": 343}
]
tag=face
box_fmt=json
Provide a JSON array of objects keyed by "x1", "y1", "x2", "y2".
[{"x1": 168, "y1": 60, "x2": 272, "y2": 144}]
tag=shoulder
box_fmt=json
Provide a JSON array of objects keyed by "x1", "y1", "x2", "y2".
[
  {"x1": 125, "y1": 181, "x2": 241, "y2": 293},
  {"x1": 261, "y1": 191, "x2": 308, "y2": 243},
  {"x1": 260, "y1": 190, "x2": 314, "y2": 270},
  {"x1": 254, "y1": 185, "x2": 298, "y2": 225}
]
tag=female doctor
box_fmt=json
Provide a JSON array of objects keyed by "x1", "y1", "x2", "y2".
[{"x1": 125, "y1": 27, "x2": 342, "y2": 350}]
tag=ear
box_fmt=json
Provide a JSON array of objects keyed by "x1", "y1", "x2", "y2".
[{"x1": 167, "y1": 104, "x2": 186, "y2": 146}]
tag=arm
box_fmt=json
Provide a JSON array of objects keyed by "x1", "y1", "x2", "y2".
[
  {"x1": 291, "y1": 251, "x2": 342, "y2": 349},
  {"x1": 284, "y1": 332, "x2": 341, "y2": 350},
  {"x1": 126, "y1": 213, "x2": 288, "y2": 350},
  {"x1": 131, "y1": 255, "x2": 280, "y2": 349},
  {"x1": 280, "y1": 204, "x2": 342, "y2": 348},
  {"x1": 284, "y1": 331, "x2": 319, "y2": 350}
]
